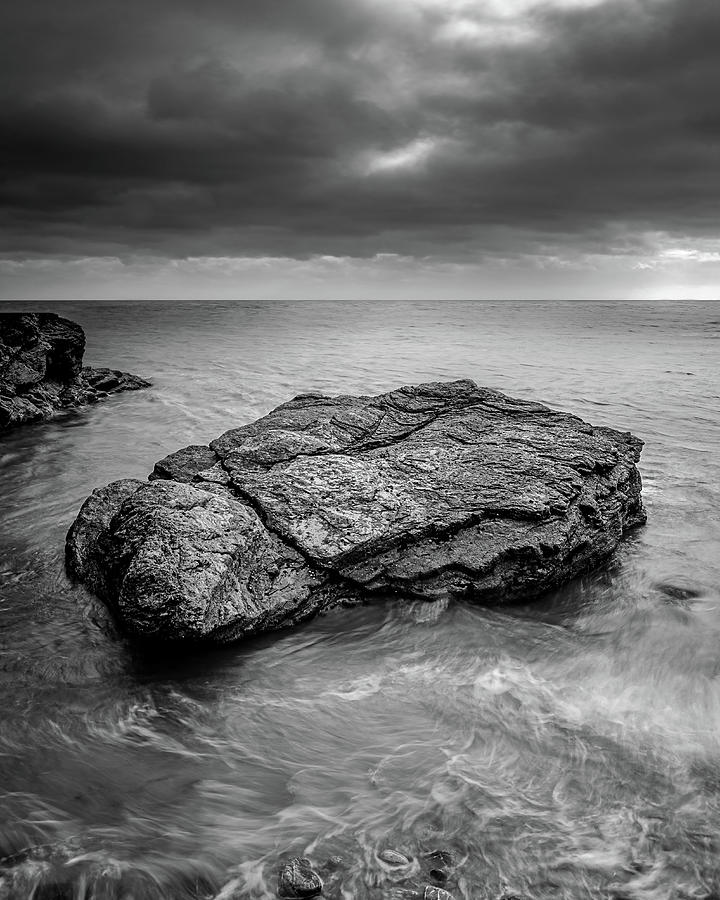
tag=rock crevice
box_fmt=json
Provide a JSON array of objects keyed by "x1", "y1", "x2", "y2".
[{"x1": 66, "y1": 380, "x2": 646, "y2": 645}]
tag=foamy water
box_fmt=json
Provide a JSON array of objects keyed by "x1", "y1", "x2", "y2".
[{"x1": 0, "y1": 298, "x2": 718, "y2": 899}]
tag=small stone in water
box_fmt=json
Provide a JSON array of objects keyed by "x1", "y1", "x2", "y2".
[
  {"x1": 423, "y1": 887, "x2": 455, "y2": 900},
  {"x1": 323, "y1": 856, "x2": 344, "y2": 871},
  {"x1": 278, "y1": 857, "x2": 323, "y2": 898},
  {"x1": 423, "y1": 851, "x2": 456, "y2": 886},
  {"x1": 379, "y1": 849, "x2": 411, "y2": 866}
]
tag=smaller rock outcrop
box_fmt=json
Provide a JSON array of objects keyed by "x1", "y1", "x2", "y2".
[{"x1": 0, "y1": 313, "x2": 149, "y2": 431}]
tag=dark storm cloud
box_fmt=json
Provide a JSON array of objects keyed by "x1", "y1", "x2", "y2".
[{"x1": 1, "y1": 0, "x2": 719, "y2": 259}]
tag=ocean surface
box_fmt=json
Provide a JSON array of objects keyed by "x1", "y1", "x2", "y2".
[{"x1": 0, "y1": 298, "x2": 719, "y2": 900}]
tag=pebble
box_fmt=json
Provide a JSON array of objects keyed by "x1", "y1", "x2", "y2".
[
  {"x1": 379, "y1": 849, "x2": 412, "y2": 866},
  {"x1": 278, "y1": 857, "x2": 323, "y2": 898},
  {"x1": 423, "y1": 887, "x2": 455, "y2": 900},
  {"x1": 428, "y1": 868, "x2": 449, "y2": 884}
]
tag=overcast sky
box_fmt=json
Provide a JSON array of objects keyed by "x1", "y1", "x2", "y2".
[{"x1": 2, "y1": 0, "x2": 719, "y2": 300}]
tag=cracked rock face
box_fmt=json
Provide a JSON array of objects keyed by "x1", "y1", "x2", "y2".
[
  {"x1": 66, "y1": 380, "x2": 646, "y2": 644},
  {"x1": 0, "y1": 313, "x2": 149, "y2": 431}
]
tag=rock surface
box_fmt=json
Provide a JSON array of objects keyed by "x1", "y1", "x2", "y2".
[
  {"x1": 66, "y1": 380, "x2": 646, "y2": 644},
  {"x1": 423, "y1": 888, "x2": 455, "y2": 900},
  {"x1": 378, "y1": 849, "x2": 412, "y2": 867},
  {"x1": 278, "y1": 858, "x2": 323, "y2": 898},
  {"x1": 0, "y1": 313, "x2": 149, "y2": 431}
]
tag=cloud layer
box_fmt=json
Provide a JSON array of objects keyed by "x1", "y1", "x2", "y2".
[{"x1": 2, "y1": 0, "x2": 720, "y2": 277}]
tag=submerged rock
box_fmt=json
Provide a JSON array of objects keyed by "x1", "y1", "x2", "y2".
[
  {"x1": 427, "y1": 867, "x2": 449, "y2": 885},
  {"x1": 321, "y1": 856, "x2": 344, "y2": 873},
  {"x1": 379, "y1": 849, "x2": 412, "y2": 867},
  {"x1": 422, "y1": 850, "x2": 457, "y2": 886},
  {"x1": 66, "y1": 379, "x2": 646, "y2": 644},
  {"x1": 278, "y1": 858, "x2": 323, "y2": 898},
  {"x1": 0, "y1": 313, "x2": 149, "y2": 431}
]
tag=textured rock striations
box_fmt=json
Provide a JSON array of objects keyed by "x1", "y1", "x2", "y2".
[
  {"x1": 0, "y1": 313, "x2": 149, "y2": 431},
  {"x1": 66, "y1": 380, "x2": 646, "y2": 644}
]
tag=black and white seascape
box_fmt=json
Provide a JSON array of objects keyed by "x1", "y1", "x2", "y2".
[{"x1": 2, "y1": 3, "x2": 720, "y2": 900}]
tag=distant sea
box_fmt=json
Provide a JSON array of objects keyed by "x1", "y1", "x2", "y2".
[{"x1": 0, "y1": 298, "x2": 719, "y2": 900}]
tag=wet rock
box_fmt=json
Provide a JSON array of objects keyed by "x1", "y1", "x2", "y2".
[
  {"x1": 422, "y1": 850, "x2": 456, "y2": 886},
  {"x1": 428, "y1": 868, "x2": 449, "y2": 884},
  {"x1": 65, "y1": 478, "x2": 147, "y2": 599},
  {"x1": 67, "y1": 380, "x2": 646, "y2": 644},
  {"x1": 278, "y1": 857, "x2": 323, "y2": 898},
  {"x1": 0, "y1": 313, "x2": 149, "y2": 432},
  {"x1": 150, "y1": 444, "x2": 219, "y2": 482},
  {"x1": 423, "y1": 887, "x2": 455, "y2": 900},
  {"x1": 379, "y1": 849, "x2": 412, "y2": 866},
  {"x1": 654, "y1": 580, "x2": 703, "y2": 603},
  {"x1": 322, "y1": 856, "x2": 344, "y2": 872},
  {"x1": 67, "y1": 479, "x2": 326, "y2": 644}
]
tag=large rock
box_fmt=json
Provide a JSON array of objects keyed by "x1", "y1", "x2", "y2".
[
  {"x1": 66, "y1": 380, "x2": 646, "y2": 644},
  {"x1": 0, "y1": 313, "x2": 149, "y2": 431}
]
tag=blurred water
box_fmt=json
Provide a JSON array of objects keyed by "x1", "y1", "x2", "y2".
[{"x1": 0, "y1": 297, "x2": 718, "y2": 900}]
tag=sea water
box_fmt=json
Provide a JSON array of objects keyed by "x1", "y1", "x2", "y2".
[{"x1": 0, "y1": 298, "x2": 718, "y2": 899}]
